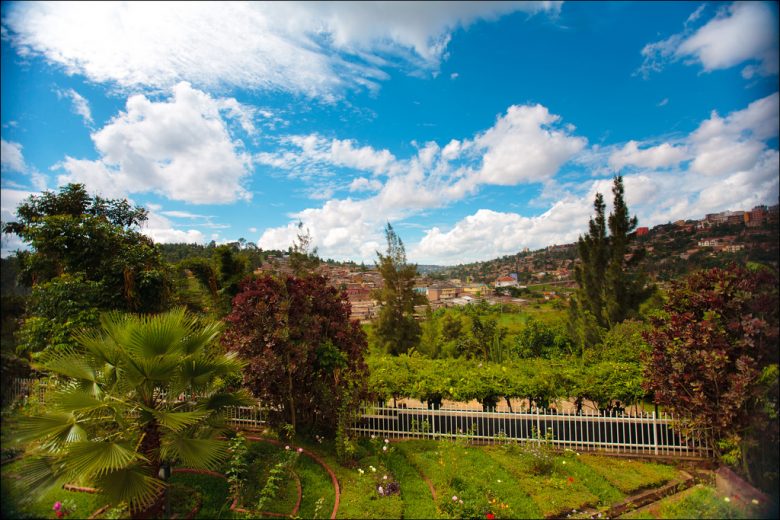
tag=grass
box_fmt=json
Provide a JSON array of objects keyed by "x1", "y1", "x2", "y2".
[
  {"x1": 0, "y1": 434, "x2": 689, "y2": 520},
  {"x1": 1, "y1": 460, "x2": 111, "y2": 519},
  {"x1": 169, "y1": 471, "x2": 234, "y2": 519},
  {"x1": 396, "y1": 439, "x2": 540, "y2": 519},
  {"x1": 578, "y1": 454, "x2": 679, "y2": 494},
  {"x1": 621, "y1": 484, "x2": 766, "y2": 519}
]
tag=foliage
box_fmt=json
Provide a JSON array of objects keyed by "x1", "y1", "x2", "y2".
[
  {"x1": 3, "y1": 184, "x2": 171, "y2": 357},
  {"x1": 255, "y1": 449, "x2": 299, "y2": 512},
  {"x1": 223, "y1": 274, "x2": 368, "y2": 435},
  {"x1": 373, "y1": 223, "x2": 426, "y2": 355},
  {"x1": 288, "y1": 221, "x2": 320, "y2": 276},
  {"x1": 643, "y1": 265, "x2": 779, "y2": 492},
  {"x1": 10, "y1": 308, "x2": 249, "y2": 517},
  {"x1": 570, "y1": 176, "x2": 651, "y2": 351},
  {"x1": 225, "y1": 432, "x2": 249, "y2": 499},
  {"x1": 587, "y1": 319, "x2": 650, "y2": 363},
  {"x1": 513, "y1": 318, "x2": 574, "y2": 359}
]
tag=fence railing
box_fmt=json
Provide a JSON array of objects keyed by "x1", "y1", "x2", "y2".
[
  {"x1": 350, "y1": 403, "x2": 711, "y2": 458},
  {"x1": 5, "y1": 379, "x2": 710, "y2": 458}
]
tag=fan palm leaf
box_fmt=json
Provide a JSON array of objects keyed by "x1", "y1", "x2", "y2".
[
  {"x1": 93, "y1": 465, "x2": 165, "y2": 512},
  {"x1": 160, "y1": 435, "x2": 228, "y2": 470}
]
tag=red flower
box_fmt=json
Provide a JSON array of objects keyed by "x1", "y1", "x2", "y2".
[
  {"x1": 486, "y1": 514, "x2": 496, "y2": 520},
  {"x1": 56, "y1": 512, "x2": 64, "y2": 519},
  {"x1": 567, "y1": 476, "x2": 575, "y2": 484}
]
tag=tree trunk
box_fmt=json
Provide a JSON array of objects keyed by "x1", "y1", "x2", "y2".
[
  {"x1": 132, "y1": 421, "x2": 165, "y2": 519},
  {"x1": 505, "y1": 397, "x2": 513, "y2": 413}
]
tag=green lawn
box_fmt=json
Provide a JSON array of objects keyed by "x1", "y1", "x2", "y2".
[
  {"x1": 0, "y1": 436, "x2": 690, "y2": 520},
  {"x1": 621, "y1": 484, "x2": 766, "y2": 519}
]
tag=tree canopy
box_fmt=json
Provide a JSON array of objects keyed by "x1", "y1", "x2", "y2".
[
  {"x1": 643, "y1": 265, "x2": 778, "y2": 491},
  {"x1": 3, "y1": 184, "x2": 170, "y2": 357},
  {"x1": 222, "y1": 274, "x2": 368, "y2": 435}
]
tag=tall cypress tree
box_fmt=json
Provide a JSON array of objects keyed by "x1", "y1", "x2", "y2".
[
  {"x1": 570, "y1": 176, "x2": 650, "y2": 350},
  {"x1": 374, "y1": 223, "x2": 425, "y2": 355}
]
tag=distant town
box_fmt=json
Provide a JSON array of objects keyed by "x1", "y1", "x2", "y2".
[{"x1": 250, "y1": 204, "x2": 779, "y2": 323}]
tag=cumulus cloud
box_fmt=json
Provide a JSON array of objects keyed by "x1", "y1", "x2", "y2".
[
  {"x1": 638, "y1": 2, "x2": 778, "y2": 78},
  {"x1": 2, "y1": 1, "x2": 560, "y2": 99},
  {"x1": 469, "y1": 104, "x2": 587, "y2": 185},
  {"x1": 56, "y1": 82, "x2": 253, "y2": 204},
  {"x1": 608, "y1": 140, "x2": 688, "y2": 171},
  {"x1": 1, "y1": 139, "x2": 26, "y2": 172},
  {"x1": 414, "y1": 93, "x2": 780, "y2": 264},
  {"x1": 139, "y1": 210, "x2": 206, "y2": 245},
  {"x1": 258, "y1": 101, "x2": 585, "y2": 261}
]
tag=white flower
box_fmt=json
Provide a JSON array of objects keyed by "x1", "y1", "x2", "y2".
[
  {"x1": 751, "y1": 499, "x2": 759, "y2": 505},
  {"x1": 370, "y1": 466, "x2": 376, "y2": 472},
  {"x1": 384, "y1": 438, "x2": 389, "y2": 443},
  {"x1": 358, "y1": 468, "x2": 364, "y2": 474},
  {"x1": 724, "y1": 497, "x2": 731, "y2": 502},
  {"x1": 452, "y1": 496, "x2": 458, "y2": 502},
  {"x1": 497, "y1": 479, "x2": 502, "y2": 483},
  {"x1": 285, "y1": 445, "x2": 290, "y2": 450},
  {"x1": 371, "y1": 434, "x2": 375, "y2": 439},
  {"x1": 382, "y1": 446, "x2": 388, "y2": 451},
  {"x1": 378, "y1": 485, "x2": 384, "y2": 495},
  {"x1": 383, "y1": 475, "x2": 388, "y2": 480}
]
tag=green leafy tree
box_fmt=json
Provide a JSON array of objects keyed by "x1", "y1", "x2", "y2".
[
  {"x1": 3, "y1": 184, "x2": 170, "y2": 356},
  {"x1": 12, "y1": 308, "x2": 249, "y2": 517},
  {"x1": 374, "y1": 223, "x2": 426, "y2": 355},
  {"x1": 643, "y1": 265, "x2": 779, "y2": 492},
  {"x1": 222, "y1": 274, "x2": 368, "y2": 435},
  {"x1": 514, "y1": 318, "x2": 574, "y2": 359}
]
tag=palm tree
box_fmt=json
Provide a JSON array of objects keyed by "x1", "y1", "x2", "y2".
[{"x1": 12, "y1": 308, "x2": 252, "y2": 518}]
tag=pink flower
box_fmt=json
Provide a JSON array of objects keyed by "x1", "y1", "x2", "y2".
[
  {"x1": 452, "y1": 495, "x2": 458, "y2": 502},
  {"x1": 297, "y1": 447, "x2": 303, "y2": 453},
  {"x1": 285, "y1": 445, "x2": 290, "y2": 450},
  {"x1": 53, "y1": 502, "x2": 62, "y2": 511}
]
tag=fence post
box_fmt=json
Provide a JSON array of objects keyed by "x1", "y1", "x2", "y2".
[{"x1": 652, "y1": 411, "x2": 658, "y2": 456}]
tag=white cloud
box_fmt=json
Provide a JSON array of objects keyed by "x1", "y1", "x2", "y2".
[
  {"x1": 608, "y1": 140, "x2": 688, "y2": 171},
  {"x1": 256, "y1": 135, "x2": 399, "y2": 178},
  {"x1": 56, "y1": 82, "x2": 253, "y2": 204},
  {"x1": 349, "y1": 177, "x2": 384, "y2": 192},
  {"x1": 140, "y1": 210, "x2": 206, "y2": 245},
  {"x1": 1, "y1": 139, "x2": 26, "y2": 172},
  {"x1": 3, "y1": 2, "x2": 560, "y2": 99},
  {"x1": 57, "y1": 88, "x2": 93, "y2": 126},
  {"x1": 657, "y1": 98, "x2": 668, "y2": 107},
  {"x1": 258, "y1": 101, "x2": 585, "y2": 261},
  {"x1": 638, "y1": 2, "x2": 778, "y2": 78},
  {"x1": 470, "y1": 104, "x2": 587, "y2": 185},
  {"x1": 1, "y1": 188, "x2": 37, "y2": 258}
]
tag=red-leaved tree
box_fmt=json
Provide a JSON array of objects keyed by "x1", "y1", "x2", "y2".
[
  {"x1": 643, "y1": 265, "x2": 778, "y2": 490},
  {"x1": 222, "y1": 274, "x2": 368, "y2": 436}
]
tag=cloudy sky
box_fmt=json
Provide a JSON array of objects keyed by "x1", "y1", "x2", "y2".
[{"x1": 1, "y1": 1, "x2": 778, "y2": 264}]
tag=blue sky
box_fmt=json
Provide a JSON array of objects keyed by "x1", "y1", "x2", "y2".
[{"x1": 1, "y1": 1, "x2": 778, "y2": 264}]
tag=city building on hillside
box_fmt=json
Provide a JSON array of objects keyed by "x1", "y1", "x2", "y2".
[
  {"x1": 495, "y1": 275, "x2": 518, "y2": 288},
  {"x1": 636, "y1": 226, "x2": 649, "y2": 237},
  {"x1": 426, "y1": 281, "x2": 459, "y2": 301}
]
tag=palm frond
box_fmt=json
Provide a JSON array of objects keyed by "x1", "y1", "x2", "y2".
[
  {"x1": 161, "y1": 435, "x2": 228, "y2": 470},
  {"x1": 35, "y1": 348, "x2": 98, "y2": 382},
  {"x1": 201, "y1": 389, "x2": 255, "y2": 411},
  {"x1": 15, "y1": 454, "x2": 66, "y2": 494},
  {"x1": 125, "y1": 308, "x2": 191, "y2": 358},
  {"x1": 13, "y1": 412, "x2": 79, "y2": 448},
  {"x1": 149, "y1": 409, "x2": 211, "y2": 432},
  {"x1": 93, "y1": 465, "x2": 165, "y2": 512},
  {"x1": 63, "y1": 441, "x2": 146, "y2": 478},
  {"x1": 50, "y1": 387, "x2": 109, "y2": 414},
  {"x1": 179, "y1": 319, "x2": 223, "y2": 355}
]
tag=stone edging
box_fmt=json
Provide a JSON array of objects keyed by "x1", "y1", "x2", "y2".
[
  {"x1": 580, "y1": 470, "x2": 696, "y2": 518},
  {"x1": 245, "y1": 436, "x2": 341, "y2": 520}
]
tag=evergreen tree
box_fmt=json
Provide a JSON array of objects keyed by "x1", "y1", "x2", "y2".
[
  {"x1": 569, "y1": 176, "x2": 650, "y2": 350},
  {"x1": 374, "y1": 223, "x2": 425, "y2": 355}
]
